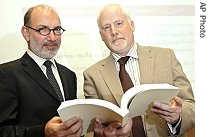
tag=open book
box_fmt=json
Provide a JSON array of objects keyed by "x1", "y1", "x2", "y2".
[{"x1": 57, "y1": 83, "x2": 180, "y2": 135}]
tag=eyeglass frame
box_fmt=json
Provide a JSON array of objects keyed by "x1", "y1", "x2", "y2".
[{"x1": 25, "y1": 25, "x2": 66, "y2": 36}]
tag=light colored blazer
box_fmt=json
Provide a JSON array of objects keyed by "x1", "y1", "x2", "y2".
[{"x1": 83, "y1": 45, "x2": 195, "y2": 137}]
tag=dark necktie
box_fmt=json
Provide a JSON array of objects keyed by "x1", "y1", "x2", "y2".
[
  {"x1": 118, "y1": 56, "x2": 134, "y2": 92},
  {"x1": 118, "y1": 56, "x2": 146, "y2": 137},
  {"x1": 44, "y1": 60, "x2": 64, "y2": 102}
]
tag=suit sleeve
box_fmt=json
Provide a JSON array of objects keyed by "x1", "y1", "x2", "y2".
[
  {"x1": 170, "y1": 49, "x2": 195, "y2": 135},
  {"x1": 0, "y1": 68, "x2": 45, "y2": 137},
  {"x1": 83, "y1": 69, "x2": 100, "y2": 99}
]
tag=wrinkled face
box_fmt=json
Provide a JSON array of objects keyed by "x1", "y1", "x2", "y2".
[
  {"x1": 98, "y1": 6, "x2": 135, "y2": 56},
  {"x1": 22, "y1": 7, "x2": 62, "y2": 59}
]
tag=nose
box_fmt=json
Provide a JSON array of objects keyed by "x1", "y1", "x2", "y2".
[
  {"x1": 47, "y1": 30, "x2": 56, "y2": 41},
  {"x1": 110, "y1": 25, "x2": 118, "y2": 37}
]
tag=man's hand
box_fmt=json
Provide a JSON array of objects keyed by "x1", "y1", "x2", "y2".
[
  {"x1": 151, "y1": 96, "x2": 182, "y2": 124},
  {"x1": 45, "y1": 116, "x2": 83, "y2": 137},
  {"x1": 93, "y1": 117, "x2": 132, "y2": 137}
]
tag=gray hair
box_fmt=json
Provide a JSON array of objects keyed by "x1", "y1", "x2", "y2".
[{"x1": 97, "y1": 3, "x2": 131, "y2": 28}]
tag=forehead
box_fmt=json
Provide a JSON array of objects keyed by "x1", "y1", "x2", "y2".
[
  {"x1": 99, "y1": 7, "x2": 127, "y2": 24},
  {"x1": 30, "y1": 7, "x2": 61, "y2": 27}
]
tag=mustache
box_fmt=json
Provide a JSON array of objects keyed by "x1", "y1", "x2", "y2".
[{"x1": 43, "y1": 41, "x2": 58, "y2": 47}]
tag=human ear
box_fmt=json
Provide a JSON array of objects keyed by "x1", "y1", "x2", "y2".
[{"x1": 21, "y1": 26, "x2": 30, "y2": 42}]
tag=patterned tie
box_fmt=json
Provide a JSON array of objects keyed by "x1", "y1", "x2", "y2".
[
  {"x1": 118, "y1": 56, "x2": 146, "y2": 137},
  {"x1": 44, "y1": 60, "x2": 64, "y2": 102}
]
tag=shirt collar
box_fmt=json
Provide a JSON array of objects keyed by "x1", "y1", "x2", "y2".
[
  {"x1": 111, "y1": 43, "x2": 138, "y2": 62},
  {"x1": 27, "y1": 50, "x2": 57, "y2": 68}
]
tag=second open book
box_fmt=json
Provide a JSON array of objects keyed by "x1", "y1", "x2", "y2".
[{"x1": 57, "y1": 83, "x2": 180, "y2": 135}]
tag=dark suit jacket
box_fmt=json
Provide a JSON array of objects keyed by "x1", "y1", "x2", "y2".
[
  {"x1": 0, "y1": 52, "x2": 77, "y2": 137},
  {"x1": 83, "y1": 45, "x2": 195, "y2": 137}
]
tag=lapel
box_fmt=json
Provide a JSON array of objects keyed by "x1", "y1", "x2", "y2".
[
  {"x1": 97, "y1": 45, "x2": 156, "y2": 105},
  {"x1": 137, "y1": 45, "x2": 155, "y2": 84},
  {"x1": 56, "y1": 63, "x2": 71, "y2": 100},
  {"x1": 20, "y1": 53, "x2": 60, "y2": 101},
  {"x1": 100, "y1": 55, "x2": 124, "y2": 105}
]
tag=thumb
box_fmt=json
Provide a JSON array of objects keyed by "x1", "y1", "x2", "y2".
[{"x1": 171, "y1": 96, "x2": 182, "y2": 107}]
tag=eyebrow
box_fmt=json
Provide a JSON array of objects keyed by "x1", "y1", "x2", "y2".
[{"x1": 36, "y1": 25, "x2": 62, "y2": 28}]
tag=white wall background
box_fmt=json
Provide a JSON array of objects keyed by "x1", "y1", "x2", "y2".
[{"x1": 0, "y1": 0, "x2": 195, "y2": 98}]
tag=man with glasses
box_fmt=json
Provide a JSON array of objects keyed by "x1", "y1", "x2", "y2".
[{"x1": 0, "y1": 4, "x2": 83, "y2": 137}]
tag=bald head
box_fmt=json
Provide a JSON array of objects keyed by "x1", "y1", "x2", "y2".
[{"x1": 24, "y1": 4, "x2": 60, "y2": 26}]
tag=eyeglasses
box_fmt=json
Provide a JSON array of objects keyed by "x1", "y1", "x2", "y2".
[{"x1": 25, "y1": 26, "x2": 66, "y2": 36}]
